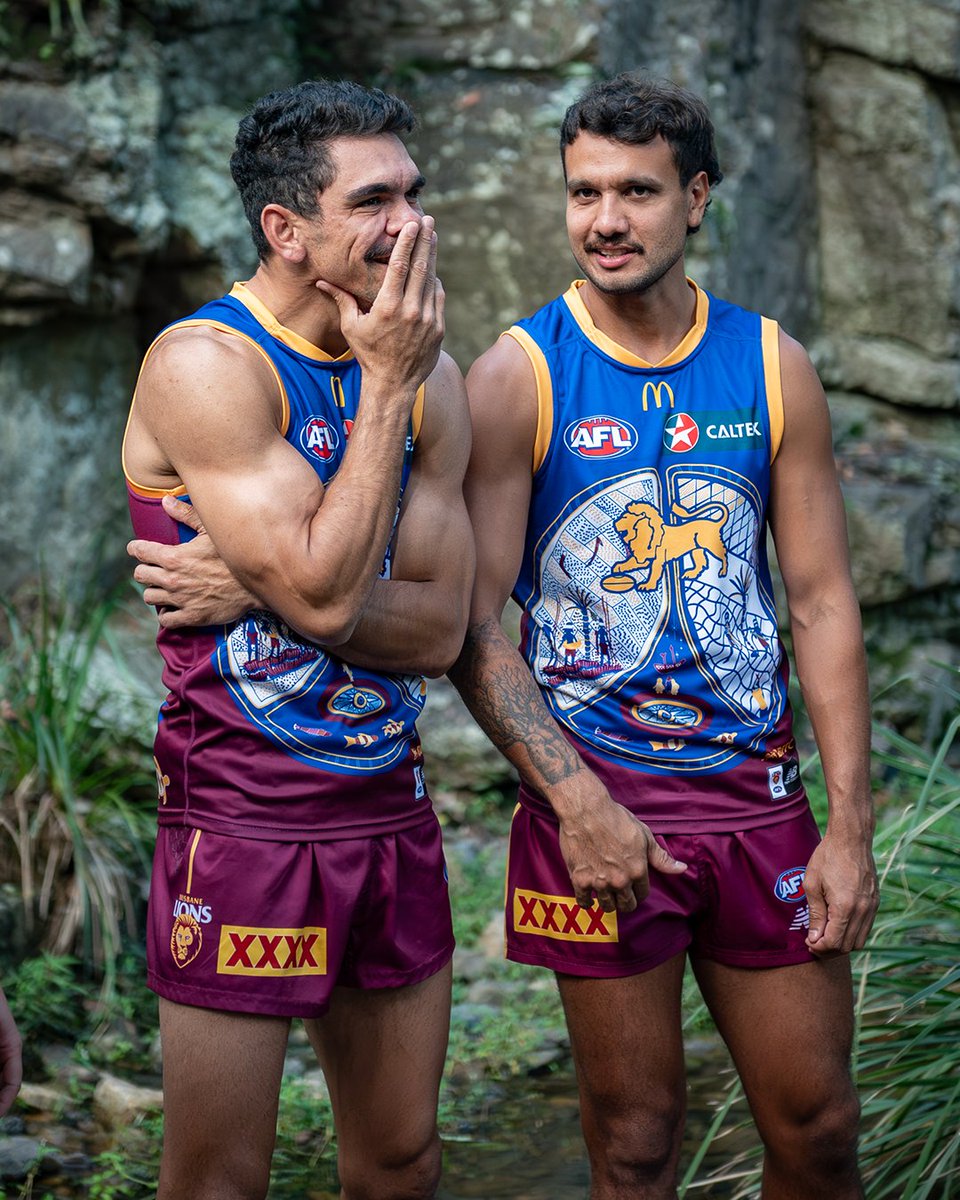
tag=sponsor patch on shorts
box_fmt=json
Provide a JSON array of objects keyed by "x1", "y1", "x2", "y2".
[
  {"x1": 767, "y1": 759, "x2": 802, "y2": 801},
  {"x1": 512, "y1": 888, "x2": 618, "y2": 943},
  {"x1": 216, "y1": 926, "x2": 327, "y2": 977},
  {"x1": 773, "y1": 867, "x2": 807, "y2": 903}
]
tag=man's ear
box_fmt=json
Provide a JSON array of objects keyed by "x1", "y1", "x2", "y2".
[{"x1": 260, "y1": 204, "x2": 309, "y2": 263}]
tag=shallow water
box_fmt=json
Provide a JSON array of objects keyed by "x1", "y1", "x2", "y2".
[{"x1": 438, "y1": 1039, "x2": 754, "y2": 1199}]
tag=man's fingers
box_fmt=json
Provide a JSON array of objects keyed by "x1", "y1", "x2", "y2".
[
  {"x1": 316, "y1": 279, "x2": 360, "y2": 326},
  {"x1": 408, "y1": 216, "x2": 438, "y2": 310},
  {"x1": 370, "y1": 219, "x2": 422, "y2": 304},
  {"x1": 161, "y1": 493, "x2": 204, "y2": 532},
  {"x1": 647, "y1": 838, "x2": 688, "y2": 876}
]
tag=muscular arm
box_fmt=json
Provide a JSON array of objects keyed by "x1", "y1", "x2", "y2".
[
  {"x1": 126, "y1": 219, "x2": 443, "y2": 646},
  {"x1": 324, "y1": 351, "x2": 475, "y2": 676},
  {"x1": 770, "y1": 331, "x2": 878, "y2": 955},
  {"x1": 447, "y1": 337, "x2": 685, "y2": 912},
  {"x1": 129, "y1": 352, "x2": 474, "y2": 678}
]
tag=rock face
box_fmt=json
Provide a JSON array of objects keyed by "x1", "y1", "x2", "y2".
[{"x1": 0, "y1": 1, "x2": 957, "y2": 740}]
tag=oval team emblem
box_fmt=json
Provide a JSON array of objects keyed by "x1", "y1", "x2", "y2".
[
  {"x1": 300, "y1": 416, "x2": 340, "y2": 461},
  {"x1": 663, "y1": 412, "x2": 699, "y2": 453},
  {"x1": 565, "y1": 416, "x2": 637, "y2": 459},
  {"x1": 774, "y1": 867, "x2": 807, "y2": 902}
]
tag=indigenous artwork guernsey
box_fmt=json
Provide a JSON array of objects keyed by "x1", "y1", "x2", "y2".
[
  {"x1": 511, "y1": 281, "x2": 799, "y2": 788},
  {"x1": 126, "y1": 283, "x2": 429, "y2": 840}
]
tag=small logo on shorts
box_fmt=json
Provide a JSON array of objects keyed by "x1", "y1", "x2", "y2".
[
  {"x1": 216, "y1": 926, "x2": 327, "y2": 977},
  {"x1": 170, "y1": 893, "x2": 212, "y2": 969},
  {"x1": 171, "y1": 915, "x2": 202, "y2": 968},
  {"x1": 413, "y1": 764, "x2": 425, "y2": 800},
  {"x1": 513, "y1": 889, "x2": 618, "y2": 943},
  {"x1": 774, "y1": 868, "x2": 807, "y2": 903}
]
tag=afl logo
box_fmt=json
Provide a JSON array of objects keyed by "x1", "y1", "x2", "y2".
[
  {"x1": 774, "y1": 867, "x2": 807, "y2": 902},
  {"x1": 663, "y1": 412, "x2": 699, "y2": 453},
  {"x1": 300, "y1": 416, "x2": 340, "y2": 461},
  {"x1": 565, "y1": 416, "x2": 637, "y2": 459}
]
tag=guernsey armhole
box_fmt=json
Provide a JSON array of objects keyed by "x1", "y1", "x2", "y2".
[
  {"x1": 761, "y1": 317, "x2": 784, "y2": 463},
  {"x1": 504, "y1": 328, "x2": 553, "y2": 474},
  {"x1": 121, "y1": 319, "x2": 291, "y2": 494},
  {"x1": 412, "y1": 384, "x2": 425, "y2": 444}
]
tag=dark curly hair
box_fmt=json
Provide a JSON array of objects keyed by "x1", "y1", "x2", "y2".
[
  {"x1": 230, "y1": 79, "x2": 416, "y2": 260},
  {"x1": 560, "y1": 73, "x2": 723, "y2": 204}
]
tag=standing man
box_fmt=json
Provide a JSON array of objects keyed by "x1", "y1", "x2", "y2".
[
  {"x1": 123, "y1": 79, "x2": 473, "y2": 1200},
  {"x1": 448, "y1": 74, "x2": 878, "y2": 1198}
]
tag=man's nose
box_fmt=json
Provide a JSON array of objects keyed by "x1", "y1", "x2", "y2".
[
  {"x1": 593, "y1": 195, "x2": 629, "y2": 237},
  {"x1": 386, "y1": 197, "x2": 425, "y2": 233}
]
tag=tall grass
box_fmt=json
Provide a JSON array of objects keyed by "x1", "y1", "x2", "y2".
[
  {"x1": 0, "y1": 586, "x2": 156, "y2": 996},
  {"x1": 685, "y1": 698, "x2": 960, "y2": 1198}
]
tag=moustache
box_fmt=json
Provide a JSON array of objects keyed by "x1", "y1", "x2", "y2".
[
  {"x1": 363, "y1": 241, "x2": 396, "y2": 265},
  {"x1": 584, "y1": 240, "x2": 643, "y2": 254}
]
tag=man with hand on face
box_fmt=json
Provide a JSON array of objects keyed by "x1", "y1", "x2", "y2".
[
  {"x1": 448, "y1": 74, "x2": 878, "y2": 1199},
  {"x1": 123, "y1": 79, "x2": 473, "y2": 1200}
]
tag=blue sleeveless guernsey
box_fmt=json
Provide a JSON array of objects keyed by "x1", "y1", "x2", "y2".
[
  {"x1": 508, "y1": 279, "x2": 809, "y2": 833},
  {"x1": 123, "y1": 283, "x2": 431, "y2": 841}
]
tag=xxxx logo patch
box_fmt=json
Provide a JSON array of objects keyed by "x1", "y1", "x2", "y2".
[
  {"x1": 512, "y1": 888, "x2": 618, "y2": 942},
  {"x1": 216, "y1": 926, "x2": 327, "y2": 977}
]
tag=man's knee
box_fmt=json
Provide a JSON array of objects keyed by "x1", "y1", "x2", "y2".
[
  {"x1": 585, "y1": 1091, "x2": 684, "y2": 1188},
  {"x1": 339, "y1": 1130, "x2": 442, "y2": 1200},
  {"x1": 764, "y1": 1084, "x2": 861, "y2": 1171}
]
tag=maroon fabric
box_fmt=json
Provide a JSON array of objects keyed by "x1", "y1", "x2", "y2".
[
  {"x1": 504, "y1": 805, "x2": 822, "y2": 977},
  {"x1": 147, "y1": 816, "x2": 454, "y2": 1017}
]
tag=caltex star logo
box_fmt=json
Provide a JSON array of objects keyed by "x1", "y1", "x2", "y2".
[{"x1": 663, "y1": 412, "x2": 700, "y2": 452}]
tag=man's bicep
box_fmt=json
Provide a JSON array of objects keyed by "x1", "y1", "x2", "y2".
[
  {"x1": 390, "y1": 356, "x2": 473, "y2": 583},
  {"x1": 464, "y1": 337, "x2": 538, "y2": 622},
  {"x1": 137, "y1": 335, "x2": 323, "y2": 597},
  {"x1": 770, "y1": 332, "x2": 855, "y2": 604}
]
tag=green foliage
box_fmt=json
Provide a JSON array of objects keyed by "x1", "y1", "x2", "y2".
[
  {"x1": 686, "y1": 706, "x2": 960, "y2": 1198},
  {"x1": 4, "y1": 953, "x2": 89, "y2": 1045},
  {"x1": 0, "y1": 586, "x2": 155, "y2": 995}
]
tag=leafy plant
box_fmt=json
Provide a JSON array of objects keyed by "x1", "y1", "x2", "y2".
[
  {"x1": 685, "y1": 703, "x2": 960, "y2": 1198},
  {"x1": 0, "y1": 586, "x2": 155, "y2": 996}
]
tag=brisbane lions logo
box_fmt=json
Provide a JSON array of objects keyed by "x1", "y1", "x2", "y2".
[{"x1": 602, "y1": 500, "x2": 729, "y2": 593}]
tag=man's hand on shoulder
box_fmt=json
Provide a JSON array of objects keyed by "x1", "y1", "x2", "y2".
[{"x1": 128, "y1": 496, "x2": 258, "y2": 629}]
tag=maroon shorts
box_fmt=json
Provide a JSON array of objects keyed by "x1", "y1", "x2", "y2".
[
  {"x1": 505, "y1": 805, "x2": 821, "y2": 977},
  {"x1": 147, "y1": 815, "x2": 454, "y2": 1017}
]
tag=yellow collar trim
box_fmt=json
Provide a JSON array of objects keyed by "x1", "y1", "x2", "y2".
[
  {"x1": 230, "y1": 282, "x2": 354, "y2": 363},
  {"x1": 562, "y1": 278, "x2": 709, "y2": 368}
]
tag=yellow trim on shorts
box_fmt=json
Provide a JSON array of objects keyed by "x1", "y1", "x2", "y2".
[{"x1": 185, "y1": 828, "x2": 202, "y2": 895}]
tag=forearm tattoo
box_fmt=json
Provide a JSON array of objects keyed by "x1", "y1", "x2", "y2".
[{"x1": 451, "y1": 617, "x2": 583, "y2": 788}]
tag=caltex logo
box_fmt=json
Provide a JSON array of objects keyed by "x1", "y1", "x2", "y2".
[
  {"x1": 565, "y1": 416, "x2": 637, "y2": 458},
  {"x1": 663, "y1": 412, "x2": 699, "y2": 452}
]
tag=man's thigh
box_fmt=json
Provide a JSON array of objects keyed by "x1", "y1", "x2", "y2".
[
  {"x1": 694, "y1": 955, "x2": 857, "y2": 1131},
  {"x1": 557, "y1": 954, "x2": 688, "y2": 1135},
  {"x1": 304, "y1": 963, "x2": 452, "y2": 1169},
  {"x1": 158, "y1": 999, "x2": 290, "y2": 1197}
]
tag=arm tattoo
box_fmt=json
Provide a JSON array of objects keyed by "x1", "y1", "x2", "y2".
[{"x1": 450, "y1": 617, "x2": 584, "y2": 789}]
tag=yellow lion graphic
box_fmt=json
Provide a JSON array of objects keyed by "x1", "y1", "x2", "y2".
[{"x1": 602, "y1": 500, "x2": 730, "y2": 593}]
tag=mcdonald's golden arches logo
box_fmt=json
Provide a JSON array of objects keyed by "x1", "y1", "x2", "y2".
[{"x1": 641, "y1": 380, "x2": 675, "y2": 411}]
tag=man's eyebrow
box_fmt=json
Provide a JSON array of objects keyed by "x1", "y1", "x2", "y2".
[
  {"x1": 566, "y1": 175, "x2": 660, "y2": 192},
  {"x1": 344, "y1": 174, "x2": 427, "y2": 203}
]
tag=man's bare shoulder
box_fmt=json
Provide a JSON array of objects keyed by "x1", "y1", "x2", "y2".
[{"x1": 141, "y1": 323, "x2": 275, "y2": 398}]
